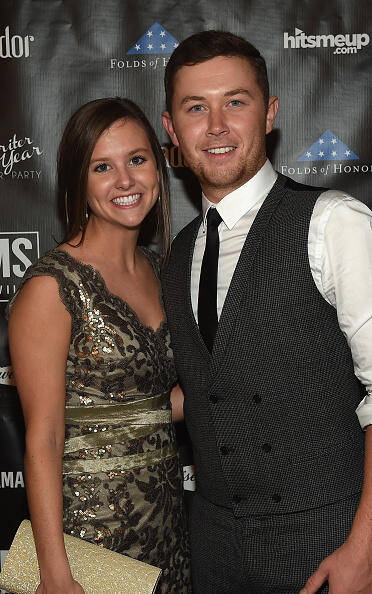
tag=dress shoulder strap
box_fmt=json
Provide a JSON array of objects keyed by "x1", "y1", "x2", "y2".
[
  {"x1": 139, "y1": 246, "x2": 162, "y2": 277},
  {"x1": 7, "y1": 248, "x2": 84, "y2": 322}
]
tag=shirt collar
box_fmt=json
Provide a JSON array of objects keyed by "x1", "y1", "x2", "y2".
[{"x1": 201, "y1": 159, "x2": 278, "y2": 230}]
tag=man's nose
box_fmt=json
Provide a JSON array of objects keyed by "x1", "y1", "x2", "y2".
[{"x1": 206, "y1": 108, "x2": 229, "y2": 136}]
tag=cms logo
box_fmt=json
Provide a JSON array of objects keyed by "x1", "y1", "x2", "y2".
[{"x1": 0, "y1": 232, "x2": 39, "y2": 302}]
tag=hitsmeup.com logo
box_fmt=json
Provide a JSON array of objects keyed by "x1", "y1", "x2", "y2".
[{"x1": 284, "y1": 28, "x2": 370, "y2": 54}]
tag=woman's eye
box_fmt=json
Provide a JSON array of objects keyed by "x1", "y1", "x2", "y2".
[
  {"x1": 94, "y1": 163, "x2": 110, "y2": 173},
  {"x1": 130, "y1": 155, "x2": 146, "y2": 166}
]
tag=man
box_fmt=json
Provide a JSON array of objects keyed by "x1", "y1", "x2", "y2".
[{"x1": 162, "y1": 30, "x2": 372, "y2": 594}]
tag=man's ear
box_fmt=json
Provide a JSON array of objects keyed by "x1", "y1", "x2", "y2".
[
  {"x1": 265, "y1": 96, "x2": 279, "y2": 135},
  {"x1": 162, "y1": 111, "x2": 180, "y2": 147}
]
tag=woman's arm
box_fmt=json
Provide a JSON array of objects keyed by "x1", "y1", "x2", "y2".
[
  {"x1": 170, "y1": 384, "x2": 184, "y2": 422},
  {"x1": 8, "y1": 276, "x2": 84, "y2": 594}
]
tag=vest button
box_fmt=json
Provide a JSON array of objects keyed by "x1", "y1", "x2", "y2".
[
  {"x1": 220, "y1": 445, "x2": 230, "y2": 456},
  {"x1": 262, "y1": 443, "x2": 272, "y2": 453},
  {"x1": 209, "y1": 394, "x2": 218, "y2": 403},
  {"x1": 232, "y1": 495, "x2": 241, "y2": 504},
  {"x1": 272, "y1": 493, "x2": 282, "y2": 503},
  {"x1": 253, "y1": 394, "x2": 261, "y2": 404}
]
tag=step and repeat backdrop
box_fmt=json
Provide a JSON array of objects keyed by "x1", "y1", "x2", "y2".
[{"x1": 0, "y1": 0, "x2": 371, "y2": 576}]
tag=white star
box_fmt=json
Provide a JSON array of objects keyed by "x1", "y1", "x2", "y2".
[
  {"x1": 332, "y1": 151, "x2": 337, "y2": 157},
  {"x1": 319, "y1": 138, "x2": 324, "y2": 144},
  {"x1": 160, "y1": 43, "x2": 166, "y2": 50},
  {"x1": 345, "y1": 149, "x2": 351, "y2": 156},
  {"x1": 331, "y1": 138, "x2": 337, "y2": 144},
  {"x1": 306, "y1": 151, "x2": 312, "y2": 158},
  {"x1": 147, "y1": 30, "x2": 153, "y2": 37},
  {"x1": 135, "y1": 44, "x2": 140, "y2": 51},
  {"x1": 147, "y1": 43, "x2": 153, "y2": 50},
  {"x1": 173, "y1": 42, "x2": 179, "y2": 48},
  {"x1": 318, "y1": 151, "x2": 324, "y2": 157},
  {"x1": 160, "y1": 30, "x2": 166, "y2": 37}
]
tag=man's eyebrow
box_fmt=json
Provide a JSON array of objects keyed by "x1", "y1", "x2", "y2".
[
  {"x1": 180, "y1": 89, "x2": 254, "y2": 106},
  {"x1": 224, "y1": 88, "x2": 254, "y2": 99},
  {"x1": 180, "y1": 95, "x2": 206, "y2": 106}
]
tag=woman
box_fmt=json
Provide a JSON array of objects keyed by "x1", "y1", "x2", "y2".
[{"x1": 8, "y1": 97, "x2": 190, "y2": 593}]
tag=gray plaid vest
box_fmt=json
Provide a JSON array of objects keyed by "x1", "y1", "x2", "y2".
[{"x1": 162, "y1": 174, "x2": 364, "y2": 516}]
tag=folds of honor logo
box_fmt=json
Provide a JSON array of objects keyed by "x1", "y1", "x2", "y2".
[
  {"x1": 110, "y1": 22, "x2": 179, "y2": 70},
  {"x1": 281, "y1": 130, "x2": 372, "y2": 177}
]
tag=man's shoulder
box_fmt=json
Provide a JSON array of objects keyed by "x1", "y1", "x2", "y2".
[
  {"x1": 278, "y1": 172, "x2": 327, "y2": 195},
  {"x1": 162, "y1": 214, "x2": 202, "y2": 283},
  {"x1": 171, "y1": 213, "x2": 202, "y2": 249}
]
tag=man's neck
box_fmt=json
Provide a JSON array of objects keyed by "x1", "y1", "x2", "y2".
[{"x1": 201, "y1": 162, "x2": 266, "y2": 204}]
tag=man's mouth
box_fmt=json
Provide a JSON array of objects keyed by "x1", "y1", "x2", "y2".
[{"x1": 205, "y1": 146, "x2": 236, "y2": 155}]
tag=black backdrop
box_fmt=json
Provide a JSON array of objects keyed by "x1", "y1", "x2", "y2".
[{"x1": 1, "y1": 0, "x2": 371, "y2": 575}]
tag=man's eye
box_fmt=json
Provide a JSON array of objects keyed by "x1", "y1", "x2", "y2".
[
  {"x1": 130, "y1": 156, "x2": 146, "y2": 166},
  {"x1": 94, "y1": 163, "x2": 110, "y2": 172},
  {"x1": 230, "y1": 100, "x2": 242, "y2": 107},
  {"x1": 190, "y1": 105, "x2": 204, "y2": 112}
]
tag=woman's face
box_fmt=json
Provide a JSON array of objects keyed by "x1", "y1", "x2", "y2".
[{"x1": 86, "y1": 118, "x2": 159, "y2": 231}]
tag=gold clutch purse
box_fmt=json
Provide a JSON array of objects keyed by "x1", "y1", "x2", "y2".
[{"x1": 0, "y1": 520, "x2": 162, "y2": 594}]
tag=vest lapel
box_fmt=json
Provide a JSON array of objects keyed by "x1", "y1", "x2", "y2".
[
  {"x1": 181, "y1": 215, "x2": 213, "y2": 360},
  {"x1": 210, "y1": 175, "x2": 287, "y2": 374}
]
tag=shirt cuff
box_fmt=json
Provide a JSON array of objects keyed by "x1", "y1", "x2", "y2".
[{"x1": 356, "y1": 393, "x2": 372, "y2": 430}]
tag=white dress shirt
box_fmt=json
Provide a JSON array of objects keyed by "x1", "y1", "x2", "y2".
[{"x1": 190, "y1": 160, "x2": 372, "y2": 429}]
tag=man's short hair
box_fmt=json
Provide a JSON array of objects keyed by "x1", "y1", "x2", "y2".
[{"x1": 164, "y1": 30, "x2": 270, "y2": 114}]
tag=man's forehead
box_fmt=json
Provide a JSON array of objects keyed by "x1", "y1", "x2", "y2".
[
  {"x1": 173, "y1": 56, "x2": 258, "y2": 97},
  {"x1": 176, "y1": 55, "x2": 253, "y2": 76}
]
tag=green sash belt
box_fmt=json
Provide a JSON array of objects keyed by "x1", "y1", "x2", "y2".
[
  {"x1": 62, "y1": 442, "x2": 177, "y2": 475},
  {"x1": 65, "y1": 392, "x2": 169, "y2": 424},
  {"x1": 62, "y1": 392, "x2": 176, "y2": 475}
]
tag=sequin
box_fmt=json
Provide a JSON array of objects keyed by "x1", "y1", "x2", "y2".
[
  {"x1": 79, "y1": 395, "x2": 93, "y2": 406},
  {"x1": 94, "y1": 530, "x2": 104, "y2": 542}
]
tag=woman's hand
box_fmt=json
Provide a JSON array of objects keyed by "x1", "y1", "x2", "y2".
[
  {"x1": 170, "y1": 384, "x2": 184, "y2": 422},
  {"x1": 36, "y1": 578, "x2": 85, "y2": 593}
]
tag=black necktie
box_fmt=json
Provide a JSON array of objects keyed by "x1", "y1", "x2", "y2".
[{"x1": 198, "y1": 208, "x2": 222, "y2": 352}]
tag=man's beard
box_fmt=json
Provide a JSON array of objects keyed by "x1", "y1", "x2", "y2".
[{"x1": 188, "y1": 158, "x2": 258, "y2": 193}]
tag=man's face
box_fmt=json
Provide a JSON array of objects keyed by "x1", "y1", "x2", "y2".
[{"x1": 163, "y1": 56, "x2": 278, "y2": 202}]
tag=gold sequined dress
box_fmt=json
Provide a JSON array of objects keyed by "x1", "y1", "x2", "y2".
[{"x1": 14, "y1": 247, "x2": 191, "y2": 593}]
